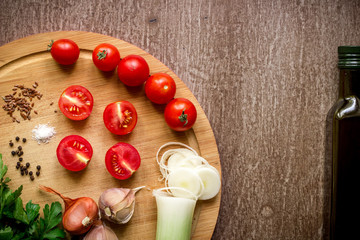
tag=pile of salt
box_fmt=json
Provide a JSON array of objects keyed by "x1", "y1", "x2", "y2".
[{"x1": 32, "y1": 123, "x2": 56, "y2": 144}]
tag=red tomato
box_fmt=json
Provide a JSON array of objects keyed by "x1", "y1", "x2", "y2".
[
  {"x1": 49, "y1": 39, "x2": 80, "y2": 65},
  {"x1": 164, "y1": 98, "x2": 197, "y2": 131},
  {"x1": 58, "y1": 85, "x2": 94, "y2": 121},
  {"x1": 105, "y1": 142, "x2": 141, "y2": 180},
  {"x1": 57, "y1": 135, "x2": 93, "y2": 171},
  {"x1": 92, "y1": 43, "x2": 120, "y2": 71},
  {"x1": 117, "y1": 55, "x2": 150, "y2": 86},
  {"x1": 145, "y1": 73, "x2": 176, "y2": 104},
  {"x1": 103, "y1": 101, "x2": 138, "y2": 135}
]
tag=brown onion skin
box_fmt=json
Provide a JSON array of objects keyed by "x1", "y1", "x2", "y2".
[{"x1": 63, "y1": 197, "x2": 99, "y2": 235}]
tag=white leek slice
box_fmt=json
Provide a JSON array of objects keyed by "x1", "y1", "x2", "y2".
[
  {"x1": 168, "y1": 154, "x2": 203, "y2": 171},
  {"x1": 156, "y1": 142, "x2": 199, "y2": 179},
  {"x1": 195, "y1": 166, "x2": 221, "y2": 200},
  {"x1": 167, "y1": 149, "x2": 197, "y2": 168},
  {"x1": 166, "y1": 168, "x2": 204, "y2": 199},
  {"x1": 153, "y1": 189, "x2": 196, "y2": 240}
]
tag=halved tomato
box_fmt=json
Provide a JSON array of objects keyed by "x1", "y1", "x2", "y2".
[
  {"x1": 105, "y1": 142, "x2": 141, "y2": 180},
  {"x1": 56, "y1": 135, "x2": 93, "y2": 171},
  {"x1": 103, "y1": 101, "x2": 138, "y2": 135},
  {"x1": 58, "y1": 85, "x2": 94, "y2": 120}
]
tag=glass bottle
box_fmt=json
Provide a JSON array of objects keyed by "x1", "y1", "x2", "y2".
[{"x1": 331, "y1": 46, "x2": 360, "y2": 239}]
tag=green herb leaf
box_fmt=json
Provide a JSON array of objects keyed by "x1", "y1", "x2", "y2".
[
  {"x1": 44, "y1": 202, "x2": 62, "y2": 230},
  {"x1": 43, "y1": 228, "x2": 66, "y2": 240},
  {"x1": 0, "y1": 226, "x2": 13, "y2": 239},
  {"x1": 25, "y1": 200, "x2": 40, "y2": 223},
  {"x1": 11, "y1": 232, "x2": 26, "y2": 240},
  {"x1": 0, "y1": 154, "x2": 8, "y2": 181},
  {"x1": 36, "y1": 202, "x2": 65, "y2": 239},
  {"x1": 2, "y1": 185, "x2": 23, "y2": 220},
  {"x1": 13, "y1": 197, "x2": 29, "y2": 225}
]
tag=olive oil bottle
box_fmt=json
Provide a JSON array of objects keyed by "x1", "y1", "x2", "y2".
[{"x1": 331, "y1": 46, "x2": 360, "y2": 239}]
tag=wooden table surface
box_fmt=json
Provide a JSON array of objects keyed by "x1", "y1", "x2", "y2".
[{"x1": 1, "y1": 0, "x2": 359, "y2": 239}]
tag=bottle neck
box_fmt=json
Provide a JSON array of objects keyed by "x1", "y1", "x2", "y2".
[{"x1": 339, "y1": 69, "x2": 360, "y2": 98}]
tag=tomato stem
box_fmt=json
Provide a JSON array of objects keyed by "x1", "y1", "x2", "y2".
[
  {"x1": 179, "y1": 109, "x2": 188, "y2": 126},
  {"x1": 97, "y1": 50, "x2": 107, "y2": 60},
  {"x1": 47, "y1": 40, "x2": 54, "y2": 51}
]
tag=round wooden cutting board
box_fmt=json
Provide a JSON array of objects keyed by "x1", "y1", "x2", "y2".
[{"x1": 0, "y1": 31, "x2": 221, "y2": 239}]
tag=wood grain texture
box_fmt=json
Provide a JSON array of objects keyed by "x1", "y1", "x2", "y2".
[{"x1": 1, "y1": 0, "x2": 360, "y2": 239}]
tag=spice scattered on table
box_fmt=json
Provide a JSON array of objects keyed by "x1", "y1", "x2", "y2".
[
  {"x1": 1, "y1": 83, "x2": 43, "y2": 123},
  {"x1": 9, "y1": 136, "x2": 41, "y2": 180},
  {"x1": 32, "y1": 123, "x2": 56, "y2": 144}
]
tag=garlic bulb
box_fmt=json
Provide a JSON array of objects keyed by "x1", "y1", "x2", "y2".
[
  {"x1": 99, "y1": 186, "x2": 144, "y2": 224},
  {"x1": 83, "y1": 220, "x2": 118, "y2": 240}
]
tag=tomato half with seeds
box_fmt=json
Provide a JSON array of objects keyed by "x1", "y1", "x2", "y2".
[
  {"x1": 58, "y1": 85, "x2": 94, "y2": 121},
  {"x1": 164, "y1": 98, "x2": 197, "y2": 131},
  {"x1": 57, "y1": 135, "x2": 93, "y2": 171},
  {"x1": 145, "y1": 73, "x2": 176, "y2": 104},
  {"x1": 103, "y1": 101, "x2": 138, "y2": 135},
  {"x1": 105, "y1": 142, "x2": 141, "y2": 180},
  {"x1": 92, "y1": 43, "x2": 120, "y2": 71}
]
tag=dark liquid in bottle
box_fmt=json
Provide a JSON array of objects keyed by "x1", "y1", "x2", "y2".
[{"x1": 332, "y1": 116, "x2": 360, "y2": 239}]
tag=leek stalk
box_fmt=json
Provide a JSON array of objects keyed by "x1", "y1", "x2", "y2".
[{"x1": 154, "y1": 190, "x2": 197, "y2": 240}]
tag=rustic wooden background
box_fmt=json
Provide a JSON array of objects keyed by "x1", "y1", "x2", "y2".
[{"x1": 1, "y1": 0, "x2": 359, "y2": 239}]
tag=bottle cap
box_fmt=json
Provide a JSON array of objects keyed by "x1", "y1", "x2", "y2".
[{"x1": 338, "y1": 46, "x2": 360, "y2": 68}]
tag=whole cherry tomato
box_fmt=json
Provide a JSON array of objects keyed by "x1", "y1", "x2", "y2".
[
  {"x1": 57, "y1": 135, "x2": 93, "y2": 171},
  {"x1": 103, "y1": 101, "x2": 138, "y2": 135},
  {"x1": 117, "y1": 55, "x2": 150, "y2": 86},
  {"x1": 105, "y1": 142, "x2": 141, "y2": 180},
  {"x1": 92, "y1": 43, "x2": 120, "y2": 71},
  {"x1": 58, "y1": 85, "x2": 94, "y2": 121},
  {"x1": 145, "y1": 73, "x2": 176, "y2": 104},
  {"x1": 49, "y1": 39, "x2": 80, "y2": 65},
  {"x1": 164, "y1": 98, "x2": 197, "y2": 131}
]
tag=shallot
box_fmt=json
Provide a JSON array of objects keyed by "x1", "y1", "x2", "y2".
[{"x1": 39, "y1": 185, "x2": 99, "y2": 235}]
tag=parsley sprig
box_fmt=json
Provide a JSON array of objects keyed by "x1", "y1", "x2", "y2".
[{"x1": 0, "y1": 154, "x2": 65, "y2": 240}]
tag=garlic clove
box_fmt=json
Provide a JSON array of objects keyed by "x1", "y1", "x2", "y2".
[
  {"x1": 99, "y1": 187, "x2": 144, "y2": 224},
  {"x1": 114, "y1": 201, "x2": 135, "y2": 224},
  {"x1": 83, "y1": 220, "x2": 118, "y2": 240}
]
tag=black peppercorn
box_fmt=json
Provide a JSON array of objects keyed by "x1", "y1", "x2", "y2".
[
  {"x1": 9, "y1": 142, "x2": 14, "y2": 147},
  {"x1": 22, "y1": 138, "x2": 26, "y2": 143},
  {"x1": 15, "y1": 136, "x2": 20, "y2": 141},
  {"x1": 16, "y1": 165, "x2": 20, "y2": 169},
  {"x1": 36, "y1": 165, "x2": 41, "y2": 170},
  {"x1": 16, "y1": 162, "x2": 20, "y2": 167},
  {"x1": 26, "y1": 162, "x2": 30, "y2": 168},
  {"x1": 11, "y1": 151, "x2": 16, "y2": 156},
  {"x1": 25, "y1": 170, "x2": 28, "y2": 175},
  {"x1": 29, "y1": 171, "x2": 33, "y2": 176},
  {"x1": 36, "y1": 171, "x2": 40, "y2": 176},
  {"x1": 17, "y1": 151, "x2": 23, "y2": 157},
  {"x1": 21, "y1": 171, "x2": 24, "y2": 176},
  {"x1": 19, "y1": 157, "x2": 23, "y2": 162},
  {"x1": 30, "y1": 175, "x2": 35, "y2": 181},
  {"x1": 18, "y1": 146, "x2": 22, "y2": 151}
]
